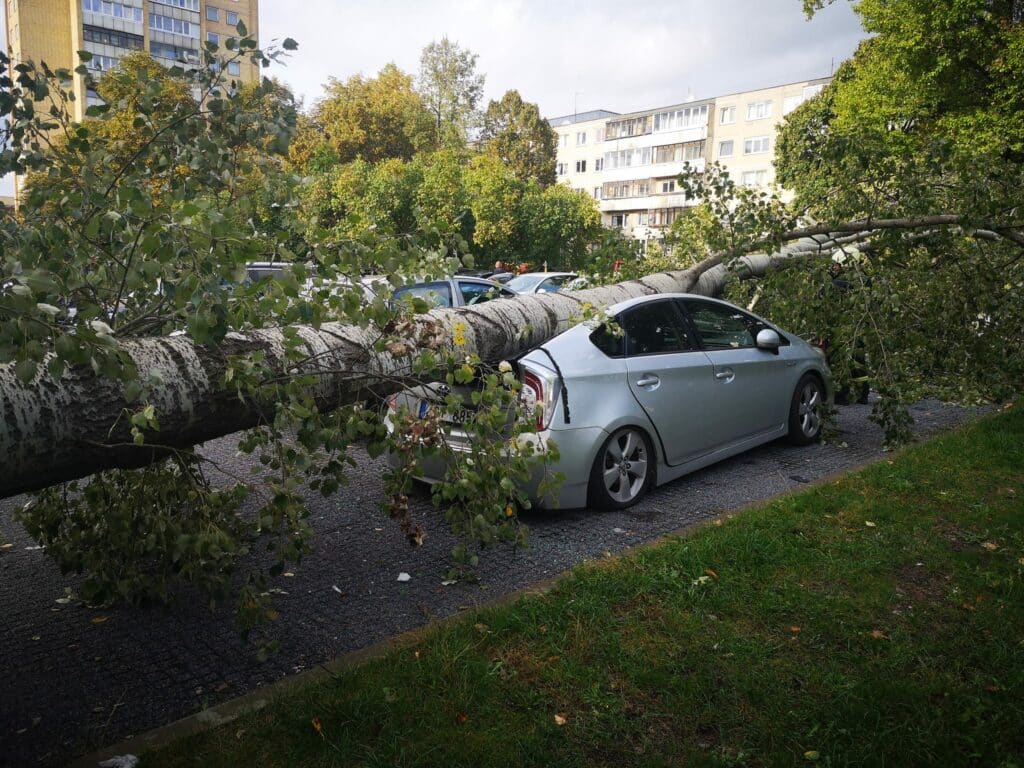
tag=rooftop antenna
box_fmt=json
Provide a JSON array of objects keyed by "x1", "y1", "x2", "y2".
[{"x1": 686, "y1": 87, "x2": 695, "y2": 102}]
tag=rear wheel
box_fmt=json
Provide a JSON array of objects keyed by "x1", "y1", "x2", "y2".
[
  {"x1": 787, "y1": 374, "x2": 824, "y2": 445},
  {"x1": 587, "y1": 426, "x2": 654, "y2": 509}
]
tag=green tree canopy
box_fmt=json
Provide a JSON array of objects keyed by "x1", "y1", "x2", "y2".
[
  {"x1": 417, "y1": 37, "x2": 485, "y2": 148},
  {"x1": 290, "y1": 63, "x2": 436, "y2": 170},
  {"x1": 479, "y1": 89, "x2": 557, "y2": 188}
]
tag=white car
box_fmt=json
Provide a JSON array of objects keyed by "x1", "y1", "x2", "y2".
[{"x1": 504, "y1": 272, "x2": 580, "y2": 295}]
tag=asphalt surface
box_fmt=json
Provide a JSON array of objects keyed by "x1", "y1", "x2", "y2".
[{"x1": 0, "y1": 399, "x2": 988, "y2": 767}]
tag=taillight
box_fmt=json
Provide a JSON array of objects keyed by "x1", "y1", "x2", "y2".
[
  {"x1": 518, "y1": 360, "x2": 560, "y2": 431},
  {"x1": 521, "y1": 369, "x2": 545, "y2": 430}
]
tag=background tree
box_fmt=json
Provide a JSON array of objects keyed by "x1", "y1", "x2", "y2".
[
  {"x1": 479, "y1": 89, "x2": 557, "y2": 188},
  {"x1": 519, "y1": 183, "x2": 603, "y2": 270},
  {"x1": 417, "y1": 36, "x2": 485, "y2": 148},
  {"x1": 289, "y1": 63, "x2": 435, "y2": 169}
]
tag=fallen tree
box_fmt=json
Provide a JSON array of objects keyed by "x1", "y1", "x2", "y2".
[{"x1": 4, "y1": 213, "x2": 1021, "y2": 499}]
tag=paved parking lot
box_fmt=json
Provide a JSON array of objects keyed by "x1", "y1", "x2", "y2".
[{"x1": 0, "y1": 400, "x2": 987, "y2": 767}]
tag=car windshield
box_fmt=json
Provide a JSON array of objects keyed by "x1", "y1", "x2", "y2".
[{"x1": 504, "y1": 274, "x2": 547, "y2": 293}]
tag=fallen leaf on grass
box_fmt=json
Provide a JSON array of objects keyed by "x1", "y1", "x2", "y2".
[
  {"x1": 705, "y1": 568, "x2": 719, "y2": 580},
  {"x1": 474, "y1": 622, "x2": 489, "y2": 634},
  {"x1": 981, "y1": 541, "x2": 999, "y2": 551},
  {"x1": 282, "y1": 572, "x2": 295, "y2": 578},
  {"x1": 311, "y1": 717, "x2": 323, "y2": 737},
  {"x1": 455, "y1": 712, "x2": 469, "y2": 725},
  {"x1": 804, "y1": 750, "x2": 820, "y2": 761},
  {"x1": 870, "y1": 629, "x2": 890, "y2": 640},
  {"x1": 1, "y1": 543, "x2": 12, "y2": 549},
  {"x1": 864, "y1": 521, "x2": 877, "y2": 528},
  {"x1": 91, "y1": 616, "x2": 109, "y2": 624},
  {"x1": 554, "y1": 713, "x2": 567, "y2": 726},
  {"x1": 789, "y1": 626, "x2": 802, "y2": 633},
  {"x1": 547, "y1": 655, "x2": 561, "y2": 663}
]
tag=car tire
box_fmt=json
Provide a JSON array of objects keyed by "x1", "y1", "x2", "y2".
[
  {"x1": 587, "y1": 426, "x2": 655, "y2": 510},
  {"x1": 787, "y1": 373, "x2": 825, "y2": 445}
]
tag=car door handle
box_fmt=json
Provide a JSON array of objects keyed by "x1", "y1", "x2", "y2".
[
  {"x1": 635, "y1": 375, "x2": 660, "y2": 387},
  {"x1": 715, "y1": 369, "x2": 735, "y2": 381}
]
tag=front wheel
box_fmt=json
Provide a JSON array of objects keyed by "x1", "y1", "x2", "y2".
[
  {"x1": 587, "y1": 427, "x2": 654, "y2": 510},
  {"x1": 787, "y1": 374, "x2": 824, "y2": 445}
]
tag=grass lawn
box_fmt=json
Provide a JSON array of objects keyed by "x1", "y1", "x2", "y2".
[{"x1": 144, "y1": 405, "x2": 1024, "y2": 767}]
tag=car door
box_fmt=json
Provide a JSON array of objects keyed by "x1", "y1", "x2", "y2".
[
  {"x1": 393, "y1": 281, "x2": 453, "y2": 308},
  {"x1": 457, "y1": 279, "x2": 506, "y2": 306},
  {"x1": 680, "y1": 298, "x2": 792, "y2": 443},
  {"x1": 620, "y1": 299, "x2": 722, "y2": 466}
]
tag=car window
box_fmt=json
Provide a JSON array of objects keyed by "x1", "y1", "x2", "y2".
[
  {"x1": 622, "y1": 301, "x2": 695, "y2": 356},
  {"x1": 458, "y1": 280, "x2": 502, "y2": 305},
  {"x1": 537, "y1": 275, "x2": 573, "y2": 293},
  {"x1": 504, "y1": 274, "x2": 545, "y2": 293},
  {"x1": 683, "y1": 300, "x2": 766, "y2": 349},
  {"x1": 394, "y1": 282, "x2": 452, "y2": 308}
]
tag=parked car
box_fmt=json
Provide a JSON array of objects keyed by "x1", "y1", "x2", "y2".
[
  {"x1": 392, "y1": 276, "x2": 516, "y2": 309},
  {"x1": 385, "y1": 293, "x2": 832, "y2": 509},
  {"x1": 504, "y1": 271, "x2": 580, "y2": 295}
]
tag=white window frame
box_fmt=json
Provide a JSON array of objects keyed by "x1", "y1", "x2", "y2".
[
  {"x1": 743, "y1": 136, "x2": 770, "y2": 155},
  {"x1": 746, "y1": 101, "x2": 772, "y2": 121},
  {"x1": 719, "y1": 106, "x2": 735, "y2": 125},
  {"x1": 718, "y1": 140, "x2": 734, "y2": 158},
  {"x1": 576, "y1": 131, "x2": 587, "y2": 146}
]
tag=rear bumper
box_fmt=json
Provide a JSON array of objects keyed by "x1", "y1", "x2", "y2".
[{"x1": 386, "y1": 424, "x2": 608, "y2": 510}]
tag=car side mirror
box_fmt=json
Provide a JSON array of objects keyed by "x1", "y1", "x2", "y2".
[{"x1": 756, "y1": 328, "x2": 781, "y2": 354}]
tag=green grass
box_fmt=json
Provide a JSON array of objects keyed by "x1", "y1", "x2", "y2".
[{"x1": 145, "y1": 405, "x2": 1024, "y2": 768}]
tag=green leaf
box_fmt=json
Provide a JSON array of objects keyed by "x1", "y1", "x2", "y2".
[{"x1": 15, "y1": 358, "x2": 38, "y2": 384}]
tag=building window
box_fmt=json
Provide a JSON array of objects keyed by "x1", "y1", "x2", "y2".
[
  {"x1": 83, "y1": 25, "x2": 144, "y2": 50},
  {"x1": 719, "y1": 106, "x2": 735, "y2": 125},
  {"x1": 718, "y1": 140, "x2": 734, "y2": 157},
  {"x1": 661, "y1": 180, "x2": 676, "y2": 193},
  {"x1": 596, "y1": 128, "x2": 604, "y2": 142},
  {"x1": 207, "y1": 31, "x2": 219, "y2": 44},
  {"x1": 606, "y1": 116, "x2": 650, "y2": 139},
  {"x1": 741, "y1": 170, "x2": 768, "y2": 187},
  {"x1": 743, "y1": 136, "x2": 770, "y2": 154},
  {"x1": 206, "y1": 5, "x2": 219, "y2": 21},
  {"x1": 654, "y1": 140, "x2": 705, "y2": 164},
  {"x1": 575, "y1": 160, "x2": 587, "y2": 173},
  {"x1": 611, "y1": 214, "x2": 626, "y2": 228},
  {"x1": 594, "y1": 158, "x2": 603, "y2": 171},
  {"x1": 576, "y1": 131, "x2": 587, "y2": 145},
  {"x1": 603, "y1": 147, "x2": 652, "y2": 170},
  {"x1": 652, "y1": 105, "x2": 708, "y2": 132},
  {"x1": 561, "y1": 134, "x2": 569, "y2": 148},
  {"x1": 746, "y1": 101, "x2": 772, "y2": 120},
  {"x1": 593, "y1": 187, "x2": 601, "y2": 200},
  {"x1": 227, "y1": 60, "x2": 241, "y2": 76},
  {"x1": 150, "y1": 13, "x2": 199, "y2": 38},
  {"x1": 152, "y1": 0, "x2": 200, "y2": 8},
  {"x1": 556, "y1": 162, "x2": 567, "y2": 176},
  {"x1": 226, "y1": 10, "x2": 238, "y2": 25},
  {"x1": 81, "y1": 0, "x2": 143, "y2": 22},
  {"x1": 149, "y1": 39, "x2": 198, "y2": 62}
]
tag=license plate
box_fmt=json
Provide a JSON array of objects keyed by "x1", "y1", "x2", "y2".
[{"x1": 418, "y1": 399, "x2": 473, "y2": 424}]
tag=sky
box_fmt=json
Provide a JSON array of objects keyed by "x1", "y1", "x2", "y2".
[{"x1": 1, "y1": 0, "x2": 866, "y2": 196}]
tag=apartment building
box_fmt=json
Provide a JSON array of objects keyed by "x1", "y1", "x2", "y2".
[
  {"x1": 550, "y1": 76, "x2": 830, "y2": 241},
  {"x1": 711, "y1": 78, "x2": 829, "y2": 191},
  {"x1": 4, "y1": 0, "x2": 260, "y2": 122}
]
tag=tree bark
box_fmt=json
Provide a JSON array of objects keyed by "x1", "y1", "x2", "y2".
[{"x1": 0, "y1": 265, "x2": 714, "y2": 498}]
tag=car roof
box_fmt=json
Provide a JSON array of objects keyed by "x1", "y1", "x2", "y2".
[
  {"x1": 514, "y1": 271, "x2": 577, "y2": 279},
  {"x1": 607, "y1": 292, "x2": 738, "y2": 315}
]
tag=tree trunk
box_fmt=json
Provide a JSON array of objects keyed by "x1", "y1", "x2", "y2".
[{"x1": 0, "y1": 266, "x2": 711, "y2": 498}]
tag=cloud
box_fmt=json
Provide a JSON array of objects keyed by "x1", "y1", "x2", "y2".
[{"x1": 259, "y1": 0, "x2": 864, "y2": 115}]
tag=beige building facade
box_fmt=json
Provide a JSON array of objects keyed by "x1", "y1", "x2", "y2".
[
  {"x1": 5, "y1": 0, "x2": 260, "y2": 122},
  {"x1": 550, "y1": 76, "x2": 830, "y2": 241}
]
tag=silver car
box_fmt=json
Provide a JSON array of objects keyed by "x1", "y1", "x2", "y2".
[
  {"x1": 504, "y1": 272, "x2": 580, "y2": 295},
  {"x1": 387, "y1": 293, "x2": 832, "y2": 510},
  {"x1": 392, "y1": 277, "x2": 516, "y2": 308}
]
